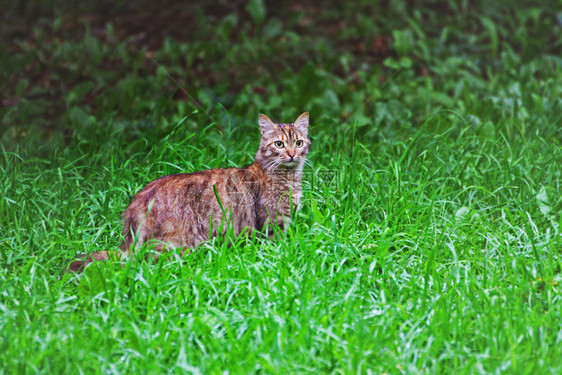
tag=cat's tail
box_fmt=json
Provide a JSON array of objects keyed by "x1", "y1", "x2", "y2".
[
  {"x1": 67, "y1": 251, "x2": 113, "y2": 273},
  {"x1": 67, "y1": 216, "x2": 138, "y2": 273}
]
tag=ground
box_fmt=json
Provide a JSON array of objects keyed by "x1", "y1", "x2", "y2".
[{"x1": 1, "y1": 1, "x2": 561, "y2": 373}]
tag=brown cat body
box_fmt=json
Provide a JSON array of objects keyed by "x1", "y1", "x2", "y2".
[{"x1": 69, "y1": 112, "x2": 310, "y2": 271}]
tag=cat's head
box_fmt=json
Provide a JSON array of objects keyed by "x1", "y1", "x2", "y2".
[{"x1": 255, "y1": 112, "x2": 310, "y2": 170}]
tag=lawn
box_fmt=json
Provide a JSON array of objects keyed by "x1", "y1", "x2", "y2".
[{"x1": 1, "y1": 1, "x2": 561, "y2": 373}]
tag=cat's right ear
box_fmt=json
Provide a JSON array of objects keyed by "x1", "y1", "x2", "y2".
[
  {"x1": 294, "y1": 112, "x2": 309, "y2": 137},
  {"x1": 259, "y1": 114, "x2": 276, "y2": 136}
]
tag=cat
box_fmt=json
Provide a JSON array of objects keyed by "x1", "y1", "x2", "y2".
[{"x1": 68, "y1": 112, "x2": 310, "y2": 272}]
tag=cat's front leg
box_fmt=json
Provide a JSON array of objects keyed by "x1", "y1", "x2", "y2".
[
  {"x1": 260, "y1": 212, "x2": 291, "y2": 237},
  {"x1": 275, "y1": 215, "x2": 291, "y2": 233}
]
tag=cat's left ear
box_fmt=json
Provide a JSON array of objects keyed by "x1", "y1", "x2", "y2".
[{"x1": 294, "y1": 112, "x2": 309, "y2": 137}]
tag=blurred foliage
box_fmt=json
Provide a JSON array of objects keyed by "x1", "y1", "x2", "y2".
[{"x1": 1, "y1": 0, "x2": 561, "y2": 154}]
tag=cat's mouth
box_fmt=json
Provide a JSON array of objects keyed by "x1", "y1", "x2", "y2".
[{"x1": 282, "y1": 159, "x2": 300, "y2": 167}]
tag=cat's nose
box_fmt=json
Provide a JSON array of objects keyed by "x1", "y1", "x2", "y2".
[{"x1": 287, "y1": 152, "x2": 295, "y2": 159}]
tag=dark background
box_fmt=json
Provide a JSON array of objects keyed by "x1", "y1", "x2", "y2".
[{"x1": 1, "y1": 0, "x2": 561, "y2": 151}]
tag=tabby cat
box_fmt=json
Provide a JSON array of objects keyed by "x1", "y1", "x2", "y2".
[{"x1": 69, "y1": 112, "x2": 310, "y2": 271}]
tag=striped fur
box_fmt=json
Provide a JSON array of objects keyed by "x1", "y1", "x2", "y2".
[{"x1": 68, "y1": 112, "x2": 310, "y2": 272}]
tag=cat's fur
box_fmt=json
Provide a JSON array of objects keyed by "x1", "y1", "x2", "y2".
[{"x1": 68, "y1": 112, "x2": 310, "y2": 272}]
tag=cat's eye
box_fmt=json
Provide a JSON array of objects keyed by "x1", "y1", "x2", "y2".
[
  {"x1": 275, "y1": 141, "x2": 284, "y2": 148},
  {"x1": 296, "y1": 140, "x2": 303, "y2": 147}
]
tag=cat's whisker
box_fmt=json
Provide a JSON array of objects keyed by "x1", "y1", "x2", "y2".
[
  {"x1": 302, "y1": 159, "x2": 313, "y2": 169},
  {"x1": 271, "y1": 159, "x2": 284, "y2": 172},
  {"x1": 268, "y1": 161, "x2": 281, "y2": 173},
  {"x1": 263, "y1": 159, "x2": 279, "y2": 172}
]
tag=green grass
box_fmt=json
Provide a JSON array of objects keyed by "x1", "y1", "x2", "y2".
[{"x1": 1, "y1": 1, "x2": 561, "y2": 373}]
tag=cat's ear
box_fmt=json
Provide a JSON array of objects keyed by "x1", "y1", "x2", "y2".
[
  {"x1": 259, "y1": 114, "x2": 276, "y2": 136},
  {"x1": 294, "y1": 112, "x2": 309, "y2": 136}
]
